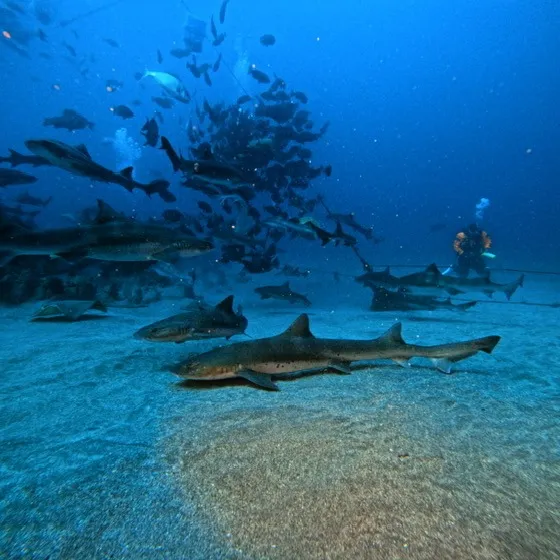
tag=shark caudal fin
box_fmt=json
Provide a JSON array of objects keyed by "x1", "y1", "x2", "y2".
[
  {"x1": 160, "y1": 136, "x2": 182, "y2": 172},
  {"x1": 432, "y1": 335, "x2": 501, "y2": 373},
  {"x1": 504, "y1": 274, "x2": 524, "y2": 301}
]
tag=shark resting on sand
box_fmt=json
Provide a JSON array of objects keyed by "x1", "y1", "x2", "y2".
[{"x1": 170, "y1": 314, "x2": 501, "y2": 390}]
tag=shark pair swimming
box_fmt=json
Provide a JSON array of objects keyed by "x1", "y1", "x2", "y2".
[
  {"x1": 170, "y1": 314, "x2": 501, "y2": 390},
  {"x1": 356, "y1": 263, "x2": 524, "y2": 300}
]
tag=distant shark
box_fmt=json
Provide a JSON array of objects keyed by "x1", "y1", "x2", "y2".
[
  {"x1": 370, "y1": 287, "x2": 477, "y2": 312},
  {"x1": 170, "y1": 314, "x2": 501, "y2": 390},
  {"x1": 160, "y1": 136, "x2": 250, "y2": 190},
  {"x1": 24, "y1": 139, "x2": 176, "y2": 202},
  {"x1": 0, "y1": 222, "x2": 213, "y2": 265},
  {"x1": 357, "y1": 264, "x2": 524, "y2": 300},
  {"x1": 254, "y1": 282, "x2": 311, "y2": 306}
]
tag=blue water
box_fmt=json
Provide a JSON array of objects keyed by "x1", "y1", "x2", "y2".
[{"x1": 1, "y1": 1, "x2": 559, "y2": 558}]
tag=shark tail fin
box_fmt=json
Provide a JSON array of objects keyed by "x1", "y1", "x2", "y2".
[
  {"x1": 160, "y1": 136, "x2": 182, "y2": 172},
  {"x1": 309, "y1": 223, "x2": 331, "y2": 246},
  {"x1": 144, "y1": 179, "x2": 175, "y2": 202},
  {"x1": 504, "y1": 274, "x2": 524, "y2": 300},
  {"x1": 431, "y1": 335, "x2": 501, "y2": 373}
]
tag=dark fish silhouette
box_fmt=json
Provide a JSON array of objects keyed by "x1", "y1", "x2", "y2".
[
  {"x1": 0, "y1": 169, "x2": 38, "y2": 188},
  {"x1": 255, "y1": 281, "x2": 311, "y2": 306},
  {"x1": 260, "y1": 34, "x2": 276, "y2": 46},
  {"x1": 25, "y1": 139, "x2": 175, "y2": 202},
  {"x1": 112, "y1": 105, "x2": 134, "y2": 119},
  {"x1": 219, "y1": 0, "x2": 229, "y2": 24},
  {"x1": 140, "y1": 117, "x2": 159, "y2": 147},
  {"x1": 43, "y1": 109, "x2": 94, "y2": 131}
]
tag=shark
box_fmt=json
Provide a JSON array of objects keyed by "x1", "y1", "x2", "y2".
[
  {"x1": 254, "y1": 282, "x2": 311, "y2": 306},
  {"x1": 356, "y1": 264, "x2": 524, "y2": 300},
  {"x1": 370, "y1": 287, "x2": 477, "y2": 312},
  {"x1": 134, "y1": 295, "x2": 248, "y2": 343},
  {"x1": 0, "y1": 222, "x2": 214, "y2": 265},
  {"x1": 160, "y1": 136, "x2": 249, "y2": 189},
  {"x1": 0, "y1": 149, "x2": 51, "y2": 168},
  {"x1": 24, "y1": 139, "x2": 176, "y2": 203},
  {"x1": 0, "y1": 168, "x2": 38, "y2": 188},
  {"x1": 170, "y1": 314, "x2": 501, "y2": 390}
]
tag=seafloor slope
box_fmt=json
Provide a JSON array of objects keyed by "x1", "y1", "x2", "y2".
[{"x1": 1, "y1": 277, "x2": 558, "y2": 559}]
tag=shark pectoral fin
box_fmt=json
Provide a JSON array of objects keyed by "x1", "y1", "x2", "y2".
[
  {"x1": 483, "y1": 289, "x2": 494, "y2": 298},
  {"x1": 329, "y1": 360, "x2": 352, "y2": 374},
  {"x1": 393, "y1": 359, "x2": 410, "y2": 368},
  {"x1": 237, "y1": 369, "x2": 279, "y2": 391},
  {"x1": 432, "y1": 358, "x2": 453, "y2": 374}
]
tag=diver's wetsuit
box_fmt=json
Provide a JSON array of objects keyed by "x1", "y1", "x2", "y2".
[{"x1": 452, "y1": 225, "x2": 491, "y2": 278}]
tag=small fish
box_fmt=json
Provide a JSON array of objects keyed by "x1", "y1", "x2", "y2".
[
  {"x1": 62, "y1": 42, "x2": 77, "y2": 56},
  {"x1": 197, "y1": 201, "x2": 212, "y2": 214},
  {"x1": 157, "y1": 49, "x2": 163, "y2": 64},
  {"x1": 140, "y1": 117, "x2": 159, "y2": 147},
  {"x1": 210, "y1": 15, "x2": 218, "y2": 41},
  {"x1": 248, "y1": 67, "x2": 270, "y2": 84},
  {"x1": 212, "y1": 32, "x2": 226, "y2": 46},
  {"x1": 203, "y1": 72, "x2": 212, "y2": 87},
  {"x1": 292, "y1": 91, "x2": 308, "y2": 104},
  {"x1": 112, "y1": 105, "x2": 134, "y2": 119},
  {"x1": 104, "y1": 38, "x2": 119, "y2": 48},
  {"x1": 162, "y1": 209, "x2": 184, "y2": 223},
  {"x1": 170, "y1": 48, "x2": 191, "y2": 59},
  {"x1": 260, "y1": 34, "x2": 276, "y2": 46},
  {"x1": 236, "y1": 94, "x2": 252, "y2": 105},
  {"x1": 213, "y1": 53, "x2": 222, "y2": 73},
  {"x1": 219, "y1": 0, "x2": 230, "y2": 24},
  {"x1": 152, "y1": 96, "x2": 174, "y2": 109}
]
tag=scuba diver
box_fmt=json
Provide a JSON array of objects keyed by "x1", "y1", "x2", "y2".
[{"x1": 450, "y1": 223, "x2": 493, "y2": 277}]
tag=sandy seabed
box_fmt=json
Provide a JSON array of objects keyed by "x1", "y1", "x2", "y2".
[{"x1": 1, "y1": 274, "x2": 559, "y2": 560}]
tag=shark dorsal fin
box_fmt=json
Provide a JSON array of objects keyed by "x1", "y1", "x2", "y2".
[
  {"x1": 75, "y1": 144, "x2": 91, "y2": 159},
  {"x1": 384, "y1": 266, "x2": 391, "y2": 275},
  {"x1": 215, "y1": 295, "x2": 234, "y2": 314},
  {"x1": 119, "y1": 166, "x2": 134, "y2": 181},
  {"x1": 335, "y1": 221, "x2": 343, "y2": 236},
  {"x1": 95, "y1": 198, "x2": 123, "y2": 224},
  {"x1": 425, "y1": 263, "x2": 440, "y2": 275},
  {"x1": 378, "y1": 322, "x2": 405, "y2": 346},
  {"x1": 280, "y1": 314, "x2": 314, "y2": 338}
]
